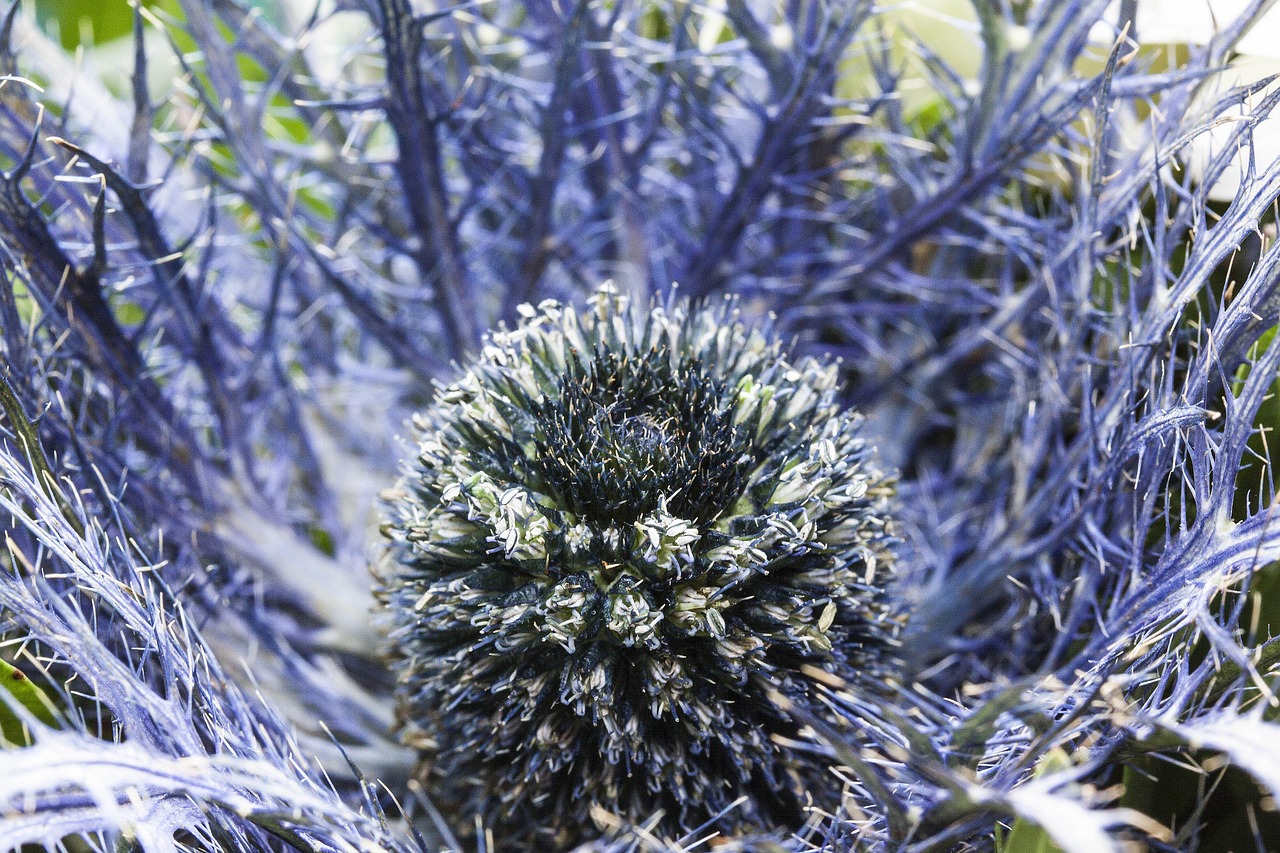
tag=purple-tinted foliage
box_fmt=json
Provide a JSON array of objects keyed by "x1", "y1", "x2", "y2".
[{"x1": 1, "y1": 0, "x2": 1280, "y2": 850}]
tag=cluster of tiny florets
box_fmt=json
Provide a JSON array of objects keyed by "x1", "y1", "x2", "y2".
[{"x1": 378, "y1": 286, "x2": 898, "y2": 848}]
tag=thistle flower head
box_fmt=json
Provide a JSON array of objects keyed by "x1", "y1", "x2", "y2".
[{"x1": 379, "y1": 286, "x2": 897, "y2": 846}]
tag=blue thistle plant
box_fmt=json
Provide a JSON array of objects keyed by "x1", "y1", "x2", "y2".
[
  {"x1": 379, "y1": 285, "x2": 897, "y2": 845},
  {"x1": 3, "y1": 0, "x2": 1280, "y2": 851}
]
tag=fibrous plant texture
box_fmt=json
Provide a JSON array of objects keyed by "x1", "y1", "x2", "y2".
[
  {"x1": 380, "y1": 286, "x2": 896, "y2": 846},
  {"x1": 7, "y1": 0, "x2": 1280, "y2": 851}
]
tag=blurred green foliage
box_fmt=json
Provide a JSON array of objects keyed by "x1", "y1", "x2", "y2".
[
  {"x1": 32, "y1": 0, "x2": 284, "y2": 48},
  {"x1": 0, "y1": 658, "x2": 60, "y2": 747},
  {"x1": 33, "y1": 0, "x2": 142, "y2": 48}
]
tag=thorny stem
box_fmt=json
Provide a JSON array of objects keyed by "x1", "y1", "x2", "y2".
[{"x1": 376, "y1": 0, "x2": 483, "y2": 360}]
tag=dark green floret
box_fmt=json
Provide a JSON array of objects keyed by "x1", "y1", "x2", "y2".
[{"x1": 378, "y1": 286, "x2": 898, "y2": 848}]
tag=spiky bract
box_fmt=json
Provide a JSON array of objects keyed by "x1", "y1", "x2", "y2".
[{"x1": 379, "y1": 286, "x2": 897, "y2": 847}]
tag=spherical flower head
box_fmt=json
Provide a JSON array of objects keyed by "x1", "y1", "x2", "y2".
[{"x1": 378, "y1": 285, "x2": 898, "y2": 847}]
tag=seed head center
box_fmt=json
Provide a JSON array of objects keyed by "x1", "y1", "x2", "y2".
[{"x1": 608, "y1": 412, "x2": 670, "y2": 465}]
